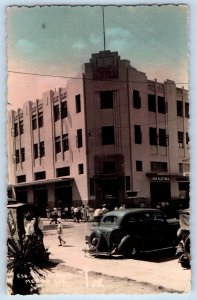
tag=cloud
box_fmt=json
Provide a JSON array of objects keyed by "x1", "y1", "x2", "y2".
[
  {"x1": 15, "y1": 39, "x2": 38, "y2": 54},
  {"x1": 90, "y1": 33, "x2": 101, "y2": 45},
  {"x1": 72, "y1": 40, "x2": 86, "y2": 50},
  {"x1": 106, "y1": 27, "x2": 131, "y2": 51}
]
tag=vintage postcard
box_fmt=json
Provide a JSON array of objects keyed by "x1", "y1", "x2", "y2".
[{"x1": 6, "y1": 5, "x2": 190, "y2": 295}]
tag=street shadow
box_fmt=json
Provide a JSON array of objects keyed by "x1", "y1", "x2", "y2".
[
  {"x1": 87, "y1": 249, "x2": 177, "y2": 263},
  {"x1": 43, "y1": 224, "x2": 74, "y2": 230}
]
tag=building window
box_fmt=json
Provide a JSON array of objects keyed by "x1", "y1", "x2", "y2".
[
  {"x1": 136, "y1": 160, "x2": 143, "y2": 171},
  {"x1": 185, "y1": 102, "x2": 189, "y2": 118},
  {"x1": 55, "y1": 136, "x2": 61, "y2": 154},
  {"x1": 40, "y1": 141, "x2": 45, "y2": 157},
  {"x1": 76, "y1": 129, "x2": 83, "y2": 148},
  {"x1": 14, "y1": 123, "x2": 18, "y2": 136},
  {"x1": 158, "y1": 96, "x2": 166, "y2": 113},
  {"x1": 134, "y1": 125, "x2": 142, "y2": 144},
  {"x1": 133, "y1": 90, "x2": 141, "y2": 109},
  {"x1": 148, "y1": 94, "x2": 156, "y2": 112},
  {"x1": 63, "y1": 134, "x2": 69, "y2": 151},
  {"x1": 15, "y1": 149, "x2": 19, "y2": 164},
  {"x1": 61, "y1": 101, "x2": 68, "y2": 118},
  {"x1": 149, "y1": 127, "x2": 157, "y2": 145},
  {"x1": 100, "y1": 91, "x2": 113, "y2": 109},
  {"x1": 19, "y1": 120, "x2": 24, "y2": 134},
  {"x1": 178, "y1": 131, "x2": 184, "y2": 147},
  {"x1": 103, "y1": 161, "x2": 116, "y2": 173},
  {"x1": 54, "y1": 104, "x2": 60, "y2": 121},
  {"x1": 125, "y1": 176, "x2": 131, "y2": 191},
  {"x1": 179, "y1": 163, "x2": 190, "y2": 173},
  {"x1": 151, "y1": 161, "x2": 168, "y2": 172},
  {"x1": 159, "y1": 129, "x2": 167, "y2": 146},
  {"x1": 186, "y1": 132, "x2": 190, "y2": 145},
  {"x1": 33, "y1": 143, "x2": 38, "y2": 159},
  {"x1": 177, "y1": 101, "x2": 183, "y2": 117},
  {"x1": 17, "y1": 175, "x2": 26, "y2": 183},
  {"x1": 32, "y1": 115, "x2": 37, "y2": 130},
  {"x1": 38, "y1": 112, "x2": 43, "y2": 128},
  {"x1": 78, "y1": 163, "x2": 84, "y2": 174},
  {"x1": 21, "y1": 148, "x2": 25, "y2": 162},
  {"x1": 75, "y1": 94, "x2": 81, "y2": 113},
  {"x1": 90, "y1": 178, "x2": 95, "y2": 196},
  {"x1": 56, "y1": 167, "x2": 70, "y2": 177},
  {"x1": 35, "y1": 171, "x2": 46, "y2": 180},
  {"x1": 102, "y1": 126, "x2": 115, "y2": 145}
]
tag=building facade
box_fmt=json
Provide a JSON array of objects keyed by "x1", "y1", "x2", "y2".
[{"x1": 8, "y1": 50, "x2": 189, "y2": 214}]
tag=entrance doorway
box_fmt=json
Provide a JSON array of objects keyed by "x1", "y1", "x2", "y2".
[
  {"x1": 55, "y1": 186, "x2": 72, "y2": 209},
  {"x1": 34, "y1": 188, "x2": 48, "y2": 217},
  {"x1": 150, "y1": 182, "x2": 171, "y2": 207}
]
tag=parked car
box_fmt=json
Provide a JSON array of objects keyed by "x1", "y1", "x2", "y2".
[{"x1": 85, "y1": 208, "x2": 179, "y2": 257}]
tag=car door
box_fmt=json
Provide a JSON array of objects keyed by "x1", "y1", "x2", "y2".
[{"x1": 150, "y1": 211, "x2": 170, "y2": 249}]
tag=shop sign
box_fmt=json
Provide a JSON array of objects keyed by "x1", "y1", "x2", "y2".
[{"x1": 150, "y1": 176, "x2": 170, "y2": 182}]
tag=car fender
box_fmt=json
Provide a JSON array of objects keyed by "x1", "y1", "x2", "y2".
[{"x1": 117, "y1": 235, "x2": 132, "y2": 253}]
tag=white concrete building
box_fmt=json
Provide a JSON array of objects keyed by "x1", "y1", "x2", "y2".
[{"x1": 8, "y1": 50, "x2": 189, "y2": 215}]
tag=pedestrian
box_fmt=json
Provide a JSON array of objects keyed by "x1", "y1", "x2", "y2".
[
  {"x1": 93, "y1": 207, "x2": 103, "y2": 225},
  {"x1": 46, "y1": 207, "x2": 51, "y2": 219},
  {"x1": 57, "y1": 218, "x2": 66, "y2": 246},
  {"x1": 24, "y1": 216, "x2": 34, "y2": 241},
  {"x1": 64, "y1": 206, "x2": 69, "y2": 220},
  {"x1": 73, "y1": 205, "x2": 80, "y2": 223},
  {"x1": 50, "y1": 208, "x2": 58, "y2": 224}
]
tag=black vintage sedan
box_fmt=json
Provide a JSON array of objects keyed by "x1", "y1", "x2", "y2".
[{"x1": 85, "y1": 208, "x2": 179, "y2": 257}]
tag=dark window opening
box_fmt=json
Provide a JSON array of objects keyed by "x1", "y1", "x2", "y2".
[
  {"x1": 76, "y1": 129, "x2": 83, "y2": 148},
  {"x1": 35, "y1": 171, "x2": 46, "y2": 180},
  {"x1": 40, "y1": 141, "x2": 45, "y2": 157},
  {"x1": 34, "y1": 143, "x2": 38, "y2": 159},
  {"x1": 185, "y1": 103, "x2": 189, "y2": 118},
  {"x1": 55, "y1": 136, "x2": 61, "y2": 154},
  {"x1": 177, "y1": 101, "x2": 183, "y2": 117},
  {"x1": 78, "y1": 163, "x2": 84, "y2": 174},
  {"x1": 159, "y1": 129, "x2": 167, "y2": 146},
  {"x1": 136, "y1": 160, "x2": 143, "y2": 171},
  {"x1": 186, "y1": 132, "x2": 190, "y2": 144},
  {"x1": 103, "y1": 161, "x2": 116, "y2": 173},
  {"x1": 56, "y1": 167, "x2": 70, "y2": 177},
  {"x1": 148, "y1": 94, "x2": 156, "y2": 112},
  {"x1": 14, "y1": 123, "x2": 18, "y2": 136},
  {"x1": 63, "y1": 134, "x2": 69, "y2": 151},
  {"x1": 178, "y1": 131, "x2": 184, "y2": 147},
  {"x1": 158, "y1": 96, "x2": 166, "y2": 113},
  {"x1": 102, "y1": 126, "x2": 115, "y2": 145},
  {"x1": 151, "y1": 161, "x2": 168, "y2": 172},
  {"x1": 75, "y1": 94, "x2": 81, "y2": 113},
  {"x1": 32, "y1": 115, "x2": 37, "y2": 130},
  {"x1": 133, "y1": 90, "x2": 141, "y2": 109},
  {"x1": 17, "y1": 175, "x2": 26, "y2": 183},
  {"x1": 54, "y1": 104, "x2": 60, "y2": 121},
  {"x1": 149, "y1": 127, "x2": 157, "y2": 145},
  {"x1": 38, "y1": 112, "x2": 43, "y2": 128},
  {"x1": 61, "y1": 101, "x2": 68, "y2": 118},
  {"x1": 21, "y1": 148, "x2": 25, "y2": 162},
  {"x1": 134, "y1": 125, "x2": 142, "y2": 144},
  {"x1": 15, "y1": 149, "x2": 19, "y2": 164},
  {"x1": 100, "y1": 91, "x2": 113, "y2": 109},
  {"x1": 19, "y1": 120, "x2": 24, "y2": 134}
]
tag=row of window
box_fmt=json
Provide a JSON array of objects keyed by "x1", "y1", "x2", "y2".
[
  {"x1": 54, "y1": 94, "x2": 81, "y2": 122},
  {"x1": 16, "y1": 164, "x2": 84, "y2": 183}
]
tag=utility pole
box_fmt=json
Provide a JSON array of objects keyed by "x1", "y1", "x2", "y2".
[{"x1": 102, "y1": 6, "x2": 106, "y2": 50}]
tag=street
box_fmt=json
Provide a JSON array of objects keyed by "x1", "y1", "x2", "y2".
[{"x1": 39, "y1": 219, "x2": 191, "y2": 294}]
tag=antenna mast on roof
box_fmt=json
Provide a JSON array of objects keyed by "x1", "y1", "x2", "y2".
[{"x1": 102, "y1": 6, "x2": 106, "y2": 50}]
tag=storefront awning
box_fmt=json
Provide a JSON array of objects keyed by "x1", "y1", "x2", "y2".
[{"x1": 13, "y1": 177, "x2": 74, "y2": 187}]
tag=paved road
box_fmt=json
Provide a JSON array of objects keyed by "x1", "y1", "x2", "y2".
[{"x1": 43, "y1": 219, "x2": 191, "y2": 293}]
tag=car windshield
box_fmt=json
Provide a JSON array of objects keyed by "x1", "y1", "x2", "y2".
[{"x1": 102, "y1": 215, "x2": 118, "y2": 224}]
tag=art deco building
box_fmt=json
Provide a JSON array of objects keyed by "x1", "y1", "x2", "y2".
[{"x1": 8, "y1": 50, "x2": 189, "y2": 215}]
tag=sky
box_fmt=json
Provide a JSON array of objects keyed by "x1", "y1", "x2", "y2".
[{"x1": 7, "y1": 5, "x2": 188, "y2": 110}]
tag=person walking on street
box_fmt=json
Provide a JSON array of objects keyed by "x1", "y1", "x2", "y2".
[{"x1": 57, "y1": 218, "x2": 66, "y2": 246}]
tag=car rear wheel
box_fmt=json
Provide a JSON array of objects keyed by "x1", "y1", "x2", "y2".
[{"x1": 117, "y1": 235, "x2": 140, "y2": 258}]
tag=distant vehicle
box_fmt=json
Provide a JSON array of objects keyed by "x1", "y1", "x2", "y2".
[{"x1": 85, "y1": 208, "x2": 179, "y2": 258}]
